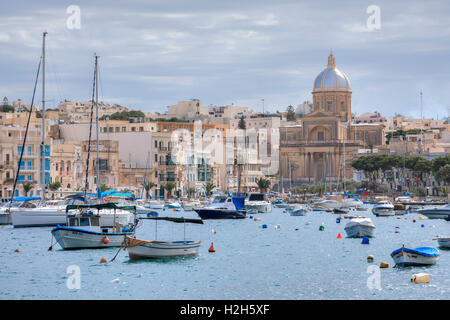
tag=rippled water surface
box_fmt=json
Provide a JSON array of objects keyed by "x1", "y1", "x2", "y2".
[{"x1": 0, "y1": 206, "x2": 449, "y2": 299}]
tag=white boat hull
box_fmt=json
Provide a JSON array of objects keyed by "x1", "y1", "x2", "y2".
[
  {"x1": 437, "y1": 237, "x2": 450, "y2": 249},
  {"x1": 127, "y1": 240, "x2": 201, "y2": 259},
  {"x1": 0, "y1": 213, "x2": 11, "y2": 225},
  {"x1": 391, "y1": 251, "x2": 439, "y2": 266},
  {"x1": 11, "y1": 209, "x2": 133, "y2": 228},
  {"x1": 344, "y1": 224, "x2": 375, "y2": 238},
  {"x1": 52, "y1": 227, "x2": 130, "y2": 249},
  {"x1": 372, "y1": 208, "x2": 395, "y2": 216},
  {"x1": 245, "y1": 202, "x2": 272, "y2": 213}
]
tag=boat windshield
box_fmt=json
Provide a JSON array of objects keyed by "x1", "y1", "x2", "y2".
[
  {"x1": 212, "y1": 197, "x2": 227, "y2": 203},
  {"x1": 248, "y1": 194, "x2": 265, "y2": 201}
]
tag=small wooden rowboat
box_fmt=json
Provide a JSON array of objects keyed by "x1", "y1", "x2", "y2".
[{"x1": 125, "y1": 236, "x2": 201, "y2": 260}]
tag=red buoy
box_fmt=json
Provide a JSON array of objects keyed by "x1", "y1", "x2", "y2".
[
  {"x1": 102, "y1": 237, "x2": 110, "y2": 244},
  {"x1": 208, "y1": 242, "x2": 216, "y2": 253},
  {"x1": 100, "y1": 257, "x2": 107, "y2": 263},
  {"x1": 337, "y1": 233, "x2": 342, "y2": 239}
]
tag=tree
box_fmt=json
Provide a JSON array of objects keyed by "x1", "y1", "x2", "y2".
[
  {"x1": 286, "y1": 105, "x2": 296, "y2": 121},
  {"x1": 143, "y1": 182, "x2": 157, "y2": 199},
  {"x1": 256, "y1": 177, "x2": 271, "y2": 193},
  {"x1": 188, "y1": 187, "x2": 196, "y2": 197},
  {"x1": 436, "y1": 164, "x2": 450, "y2": 185},
  {"x1": 99, "y1": 110, "x2": 146, "y2": 121},
  {"x1": 22, "y1": 182, "x2": 34, "y2": 196},
  {"x1": 205, "y1": 182, "x2": 215, "y2": 196},
  {"x1": 100, "y1": 184, "x2": 111, "y2": 191},
  {"x1": 0, "y1": 105, "x2": 14, "y2": 113},
  {"x1": 238, "y1": 115, "x2": 246, "y2": 130},
  {"x1": 48, "y1": 181, "x2": 61, "y2": 199},
  {"x1": 163, "y1": 182, "x2": 176, "y2": 198}
]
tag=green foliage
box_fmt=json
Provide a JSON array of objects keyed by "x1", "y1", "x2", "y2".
[
  {"x1": 48, "y1": 181, "x2": 61, "y2": 191},
  {"x1": 153, "y1": 117, "x2": 190, "y2": 123},
  {"x1": 99, "y1": 110, "x2": 146, "y2": 121},
  {"x1": 22, "y1": 182, "x2": 34, "y2": 196},
  {"x1": 205, "y1": 182, "x2": 215, "y2": 196},
  {"x1": 0, "y1": 105, "x2": 14, "y2": 113},
  {"x1": 286, "y1": 105, "x2": 296, "y2": 121},
  {"x1": 238, "y1": 115, "x2": 246, "y2": 130},
  {"x1": 163, "y1": 182, "x2": 176, "y2": 197},
  {"x1": 256, "y1": 177, "x2": 271, "y2": 193},
  {"x1": 436, "y1": 164, "x2": 450, "y2": 184},
  {"x1": 143, "y1": 182, "x2": 157, "y2": 199}
]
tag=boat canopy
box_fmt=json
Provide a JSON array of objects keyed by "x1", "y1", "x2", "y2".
[
  {"x1": 66, "y1": 202, "x2": 136, "y2": 212},
  {"x1": 12, "y1": 196, "x2": 41, "y2": 202},
  {"x1": 391, "y1": 246, "x2": 440, "y2": 257}
]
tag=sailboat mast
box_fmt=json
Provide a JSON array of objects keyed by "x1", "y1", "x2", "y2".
[
  {"x1": 95, "y1": 54, "x2": 100, "y2": 198},
  {"x1": 41, "y1": 31, "x2": 47, "y2": 200}
]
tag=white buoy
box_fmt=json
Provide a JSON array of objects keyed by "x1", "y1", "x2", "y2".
[
  {"x1": 411, "y1": 273, "x2": 429, "y2": 284},
  {"x1": 111, "y1": 278, "x2": 120, "y2": 283}
]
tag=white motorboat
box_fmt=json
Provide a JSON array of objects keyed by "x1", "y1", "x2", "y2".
[
  {"x1": 146, "y1": 200, "x2": 165, "y2": 210},
  {"x1": 436, "y1": 236, "x2": 450, "y2": 249},
  {"x1": 244, "y1": 193, "x2": 272, "y2": 213},
  {"x1": 166, "y1": 201, "x2": 182, "y2": 209},
  {"x1": 315, "y1": 199, "x2": 341, "y2": 209},
  {"x1": 11, "y1": 196, "x2": 134, "y2": 228},
  {"x1": 195, "y1": 194, "x2": 247, "y2": 219},
  {"x1": 344, "y1": 218, "x2": 376, "y2": 238},
  {"x1": 289, "y1": 204, "x2": 307, "y2": 216},
  {"x1": 342, "y1": 198, "x2": 364, "y2": 208},
  {"x1": 372, "y1": 200, "x2": 395, "y2": 216},
  {"x1": 50, "y1": 203, "x2": 137, "y2": 250},
  {"x1": 417, "y1": 205, "x2": 450, "y2": 220},
  {"x1": 182, "y1": 200, "x2": 202, "y2": 211},
  {"x1": 0, "y1": 205, "x2": 12, "y2": 225},
  {"x1": 391, "y1": 245, "x2": 440, "y2": 266}
]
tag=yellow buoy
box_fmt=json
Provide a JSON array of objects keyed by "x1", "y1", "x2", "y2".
[
  {"x1": 379, "y1": 261, "x2": 389, "y2": 268},
  {"x1": 411, "y1": 273, "x2": 429, "y2": 284}
]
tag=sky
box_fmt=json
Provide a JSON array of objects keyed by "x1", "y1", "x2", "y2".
[{"x1": 1, "y1": 0, "x2": 449, "y2": 119}]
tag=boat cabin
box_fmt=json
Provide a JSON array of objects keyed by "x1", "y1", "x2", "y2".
[
  {"x1": 67, "y1": 214, "x2": 109, "y2": 233},
  {"x1": 246, "y1": 193, "x2": 268, "y2": 202}
]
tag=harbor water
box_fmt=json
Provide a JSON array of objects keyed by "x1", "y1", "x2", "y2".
[{"x1": 0, "y1": 206, "x2": 449, "y2": 299}]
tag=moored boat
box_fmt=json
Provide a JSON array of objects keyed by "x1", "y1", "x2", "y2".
[
  {"x1": 125, "y1": 237, "x2": 202, "y2": 260},
  {"x1": 436, "y1": 236, "x2": 450, "y2": 249},
  {"x1": 372, "y1": 200, "x2": 395, "y2": 217},
  {"x1": 195, "y1": 194, "x2": 246, "y2": 219},
  {"x1": 50, "y1": 203, "x2": 137, "y2": 250},
  {"x1": 417, "y1": 205, "x2": 450, "y2": 220},
  {"x1": 289, "y1": 204, "x2": 307, "y2": 216},
  {"x1": 344, "y1": 218, "x2": 375, "y2": 238},
  {"x1": 391, "y1": 245, "x2": 440, "y2": 266},
  {"x1": 245, "y1": 193, "x2": 272, "y2": 213}
]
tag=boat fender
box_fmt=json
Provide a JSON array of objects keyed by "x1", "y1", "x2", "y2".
[
  {"x1": 361, "y1": 237, "x2": 370, "y2": 244},
  {"x1": 411, "y1": 273, "x2": 429, "y2": 284},
  {"x1": 379, "y1": 262, "x2": 389, "y2": 268},
  {"x1": 367, "y1": 255, "x2": 374, "y2": 262},
  {"x1": 100, "y1": 257, "x2": 107, "y2": 263},
  {"x1": 208, "y1": 242, "x2": 215, "y2": 253},
  {"x1": 102, "y1": 237, "x2": 110, "y2": 244}
]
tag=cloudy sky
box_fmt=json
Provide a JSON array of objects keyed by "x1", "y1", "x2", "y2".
[{"x1": 1, "y1": 0, "x2": 449, "y2": 118}]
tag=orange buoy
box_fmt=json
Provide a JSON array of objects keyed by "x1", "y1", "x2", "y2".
[
  {"x1": 208, "y1": 242, "x2": 216, "y2": 253},
  {"x1": 337, "y1": 233, "x2": 342, "y2": 239},
  {"x1": 14, "y1": 249, "x2": 21, "y2": 253},
  {"x1": 173, "y1": 208, "x2": 177, "y2": 212},
  {"x1": 102, "y1": 237, "x2": 110, "y2": 244},
  {"x1": 100, "y1": 256, "x2": 107, "y2": 263}
]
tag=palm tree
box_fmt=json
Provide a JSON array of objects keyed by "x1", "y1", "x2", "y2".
[
  {"x1": 48, "y1": 181, "x2": 61, "y2": 200},
  {"x1": 188, "y1": 187, "x2": 196, "y2": 198},
  {"x1": 143, "y1": 182, "x2": 157, "y2": 199},
  {"x1": 163, "y1": 182, "x2": 176, "y2": 198},
  {"x1": 22, "y1": 182, "x2": 34, "y2": 196},
  {"x1": 205, "y1": 182, "x2": 215, "y2": 196},
  {"x1": 256, "y1": 177, "x2": 271, "y2": 193}
]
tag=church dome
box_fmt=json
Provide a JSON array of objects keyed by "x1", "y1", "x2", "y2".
[{"x1": 313, "y1": 52, "x2": 350, "y2": 90}]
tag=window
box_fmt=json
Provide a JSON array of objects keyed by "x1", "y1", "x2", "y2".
[
  {"x1": 318, "y1": 132, "x2": 324, "y2": 141},
  {"x1": 122, "y1": 127, "x2": 126, "y2": 132},
  {"x1": 27, "y1": 146, "x2": 32, "y2": 155},
  {"x1": 115, "y1": 127, "x2": 120, "y2": 132},
  {"x1": 154, "y1": 140, "x2": 158, "y2": 148},
  {"x1": 69, "y1": 218, "x2": 79, "y2": 227},
  {"x1": 17, "y1": 146, "x2": 23, "y2": 154},
  {"x1": 155, "y1": 154, "x2": 158, "y2": 162},
  {"x1": 80, "y1": 218, "x2": 90, "y2": 226},
  {"x1": 139, "y1": 127, "x2": 144, "y2": 132},
  {"x1": 131, "y1": 127, "x2": 136, "y2": 132}
]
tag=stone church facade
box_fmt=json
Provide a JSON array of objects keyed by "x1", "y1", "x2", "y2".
[{"x1": 279, "y1": 52, "x2": 386, "y2": 184}]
